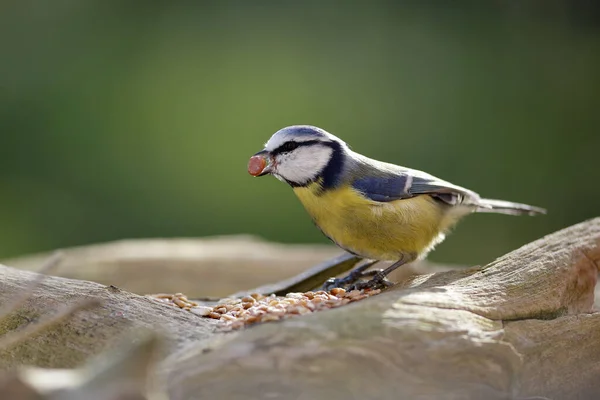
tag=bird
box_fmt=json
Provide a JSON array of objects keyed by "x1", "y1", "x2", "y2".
[{"x1": 247, "y1": 125, "x2": 546, "y2": 290}]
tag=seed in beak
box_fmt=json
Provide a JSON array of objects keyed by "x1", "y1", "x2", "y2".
[{"x1": 248, "y1": 155, "x2": 267, "y2": 176}]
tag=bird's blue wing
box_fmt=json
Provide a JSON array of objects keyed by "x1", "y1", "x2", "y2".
[
  {"x1": 352, "y1": 170, "x2": 476, "y2": 205},
  {"x1": 351, "y1": 175, "x2": 412, "y2": 202}
]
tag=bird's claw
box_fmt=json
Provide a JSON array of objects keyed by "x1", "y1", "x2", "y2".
[
  {"x1": 320, "y1": 260, "x2": 380, "y2": 291},
  {"x1": 322, "y1": 265, "x2": 393, "y2": 291},
  {"x1": 347, "y1": 277, "x2": 394, "y2": 292},
  {"x1": 321, "y1": 274, "x2": 362, "y2": 291},
  {"x1": 321, "y1": 277, "x2": 342, "y2": 291}
]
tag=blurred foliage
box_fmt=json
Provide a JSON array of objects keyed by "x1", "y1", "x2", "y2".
[{"x1": 1, "y1": 1, "x2": 599, "y2": 266}]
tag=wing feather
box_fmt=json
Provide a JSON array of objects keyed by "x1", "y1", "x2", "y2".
[{"x1": 350, "y1": 159, "x2": 480, "y2": 206}]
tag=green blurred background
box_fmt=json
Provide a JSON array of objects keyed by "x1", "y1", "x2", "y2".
[{"x1": 1, "y1": 1, "x2": 598, "y2": 266}]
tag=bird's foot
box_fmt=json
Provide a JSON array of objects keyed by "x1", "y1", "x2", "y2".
[
  {"x1": 347, "y1": 277, "x2": 394, "y2": 291},
  {"x1": 321, "y1": 272, "x2": 374, "y2": 291},
  {"x1": 347, "y1": 256, "x2": 413, "y2": 291},
  {"x1": 320, "y1": 260, "x2": 383, "y2": 291},
  {"x1": 321, "y1": 277, "x2": 346, "y2": 291}
]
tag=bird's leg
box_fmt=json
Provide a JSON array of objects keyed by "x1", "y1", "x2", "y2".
[
  {"x1": 321, "y1": 259, "x2": 380, "y2": 291},
  {"x1": 348, "y1": 254, "x2": 411, "y2": 291}
]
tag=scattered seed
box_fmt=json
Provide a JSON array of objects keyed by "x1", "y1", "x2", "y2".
[
  {"x1": 190, "y1": 306, "x2": 213, "y2": 316},
  {"x1": 330, "y1": 288, "x2": 346, "y2": 296},
  {"x1": 173, "y1": 298, "x2": 187, "y2": 308},
  {"x1": 149, "y1": 285, "x2": 382, "y2": 331}
]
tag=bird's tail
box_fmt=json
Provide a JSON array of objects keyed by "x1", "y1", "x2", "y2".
[{"x1": 476, "y1": 198, "x2": 546, "y2": 216}]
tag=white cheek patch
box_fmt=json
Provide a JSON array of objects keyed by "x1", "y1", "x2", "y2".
[{"x1": 275, "y1": 145, "x2": 333, "y2": 184}]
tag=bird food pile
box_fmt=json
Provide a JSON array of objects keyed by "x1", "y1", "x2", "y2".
[{"x1": 150, "y1": 288, "x2": 381, "y2": 330}]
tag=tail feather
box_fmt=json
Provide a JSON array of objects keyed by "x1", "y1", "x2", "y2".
[{"x1": 476, "y1": 198, "x2": 547, "y2": 216}]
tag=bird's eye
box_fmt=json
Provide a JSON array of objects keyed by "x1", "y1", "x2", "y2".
[{"x1": 278, "y1": 141, "x2": 299, "y2": 153}]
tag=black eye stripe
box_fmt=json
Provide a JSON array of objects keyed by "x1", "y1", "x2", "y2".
[
  {"x1": 272, "y1": 140, "x2": 322, "y2": 155},
  {"x1": 279, "y1": 141, "x2": 299, "y2": 153}
]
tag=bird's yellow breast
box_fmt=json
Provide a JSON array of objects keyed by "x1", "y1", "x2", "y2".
[{"x1": 293, "y1": 182, "x2": 461, "y2": 261}]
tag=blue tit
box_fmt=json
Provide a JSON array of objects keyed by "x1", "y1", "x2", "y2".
[{"x1": 248, "y1": 125, "x2": 546, "y2": 290}]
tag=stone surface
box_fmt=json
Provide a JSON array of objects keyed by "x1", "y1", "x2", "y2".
[{"x1": 0, "y1": 218, "x2": 598, "y2": 400}]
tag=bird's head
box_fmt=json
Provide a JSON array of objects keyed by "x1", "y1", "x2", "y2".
[{"x1": 248, "y1": 125, "x2": 347, "y2": 187}]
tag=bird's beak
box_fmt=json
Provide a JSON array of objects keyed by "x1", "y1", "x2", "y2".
[{"x1": 248, "y1": 150, "x2": 274, "y2": 177}]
